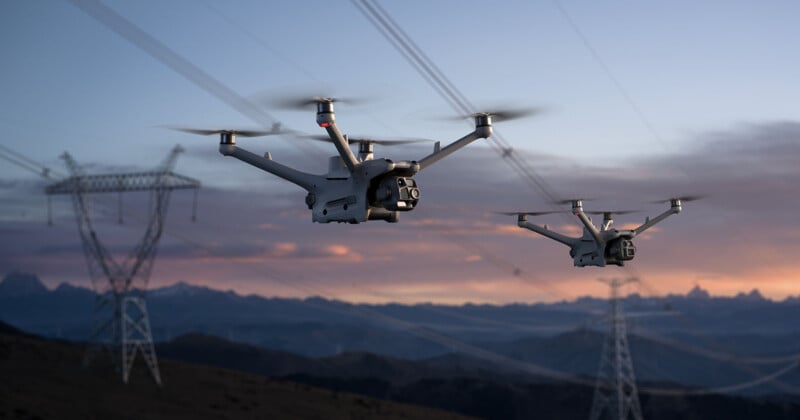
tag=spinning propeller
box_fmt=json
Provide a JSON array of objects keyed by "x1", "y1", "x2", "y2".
[
  {"x1": 586, "y1": 210, "x2": 639, "y2": 216},
  {"x1": 270, "y1": 95, "x2": 369, "y2": 111},
  {"x1": 496, "y1": 211, "x2": 562, "y2": 216},
  {"x1": 464, "y1": 107, "x2": 544, "y2": 123},
  {"x1": 651, "y1": 195, "x2": 706, "y2": 204},
  {"x1": 305, "y1": 135, "x2": 432, "y2": 146},
  {"x1": 166, "y1": 123, "x2": 291, "y2": 144}
]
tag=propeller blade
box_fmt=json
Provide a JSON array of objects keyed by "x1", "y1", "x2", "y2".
[
  {"x1": 168, "y1": 127, "x2": 224, "y2": 136},
  {"x1": 496, "y1": 211, "x2": 562, "y2": 216},
  {"x1": 165, "y1": 125, "x2": 290, "y2": 138},
  {"x1": 472, "y1": 107, "x2": 545, "y2": 123},
  {"x1": 651, "y1": 195, "x2": 707, "y2": 204},
  {"x1": 436, "y1": 106, "x2": 546, "y2": 123},
  {"x1": 353, "y1": 138, "x2": 431, "y2": 146},
  {"x1": 268, "y1": 94, "x2": 369, "y2": 111},
  {"x1": 678, "y1": 195, "x2": 706, "y2": 202},
  {"x1": 305, "y1": 135, "x2": 432, "y2": 146},
  {"x1": 274, "y1": 96, "x2": 334, "y2": 110},
  {"x1": 236, "y1": 128, "x2": 288, "y2": 137},
  {"x1": 555, "y1": 197, "x2": 594, "y2": 205},
  {"x1": 586, "y1": 210, "x2": 639, "y2": 216}
]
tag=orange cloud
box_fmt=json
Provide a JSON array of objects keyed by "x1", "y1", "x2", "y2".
[{"x1": 271, "y1": 242, "x2": 298, "y2": 257}]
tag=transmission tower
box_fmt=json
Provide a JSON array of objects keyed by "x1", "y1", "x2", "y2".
[
  {"x1": 589, "y1": 278, "x2": 644, "y2": 420},
  {"x1": 46, "y1": 145, "x2": 200, "y2": 385}
]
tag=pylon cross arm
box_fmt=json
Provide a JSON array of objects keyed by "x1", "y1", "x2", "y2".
[{"x1": 45, "y1": 171, "x2": 199, "y2": 195}]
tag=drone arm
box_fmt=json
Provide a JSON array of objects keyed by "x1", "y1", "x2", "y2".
[
  {"x1": 220, "y1": 144, "x2": 318, "y2": 192},
  {"x1": 574, "y1": 210, "x2": 604, "y2": 246},
  {"x1": 634, "y1": 200, "x2": 682, "y2": 235},
  {"x1": 417, "y1": 124, "x2": 491, "y2": 170},
  {"x1": 323, "y1": 124, "x2": 359, "y2": 172},
  {"x1": 518, "y1": 216, "x2": 576, "y2": 247}
]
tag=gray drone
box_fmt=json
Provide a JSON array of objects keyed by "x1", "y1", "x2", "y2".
[
  {"x1": 503, "y1": 197, "x2": 697, "y2": 267},
  {"x1": 176, "y1": 97, "x2": 534, "y2": 223}
]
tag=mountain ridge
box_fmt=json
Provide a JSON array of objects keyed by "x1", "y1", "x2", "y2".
[
  {"x1": 2, "y1": 271, "x2": 799, "y2": 362},
  {"x1": 0, "y1": 271, "x2": 787, "y2": 304}
]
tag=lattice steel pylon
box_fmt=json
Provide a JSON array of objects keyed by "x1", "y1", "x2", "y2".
[
  {"x1": 589, "y1": 278, "x2": 644, "y2": 420},
  {"x1": 46, "y1": 145, "x2": 200, "y2": 385}
]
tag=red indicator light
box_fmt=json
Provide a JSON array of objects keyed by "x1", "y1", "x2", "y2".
[{"x1": 319, "y1": 122, "x2": 330, "y2": 128}]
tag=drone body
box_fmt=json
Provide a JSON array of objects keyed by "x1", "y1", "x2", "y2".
[
  {"x1": 511, "y1": 198, "x2": 690, "y2": 267},
  {"x1": 219, "y1": 136, "x2": 424, "y2": 223},
  {"x1": 181, "y1": 98, "x2": 528, "y2": 223}
]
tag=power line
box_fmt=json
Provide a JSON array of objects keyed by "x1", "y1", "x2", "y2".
[
  {"x1": 199, "y1": 1, "x2": 323, "y2": 86},
  {"x1": 635, "y1": 328, "x2": 800, "y2": 366},
  {"x1": 67, "y1": 0, "x2": 324, "y2": 160},
  {"x1": 625, "y1": 264, "x2": 800, "y2": 395},
  {"x1": 416, "y1": 219, "x2": 572, "y2": 302},
  {"x1": 0, "y1": 144, "x2": 54, "y2": 177},
  {"x1": 352, "y1": 0, "x2": 565, "y2": 208},
  {"x1": 198, "y1": 0, "x2": 404, "y2": 141},
  {"x1": 551, "y1": 0, "x2": 691, "y2": 179},
  {"x1": 0, "y1": 150, "x2": 44, "y2": 177}
]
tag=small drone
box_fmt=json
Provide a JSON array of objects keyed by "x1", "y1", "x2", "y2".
[
  {"x1": 502, "y1": 197, "x2": 698, "y2": 267},
  {"x1": 175, "y1": 97, "x2": 534, "y2": 223}
]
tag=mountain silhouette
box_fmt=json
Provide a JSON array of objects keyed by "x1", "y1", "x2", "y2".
[{"x1": 0, "y1": 322, "x2": 472, "y2": 420}]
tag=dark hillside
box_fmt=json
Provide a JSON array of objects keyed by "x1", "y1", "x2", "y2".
[{"x1": 0, "y1": 326, "x2": 473, "y2": 420}]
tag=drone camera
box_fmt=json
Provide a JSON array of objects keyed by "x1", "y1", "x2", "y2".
[
  {"x1": 606, "y1": 238, "x2": 636, "y2": 264},
  {"x1": 375, "y1": 176, "x2": 420, "y2": 211}
]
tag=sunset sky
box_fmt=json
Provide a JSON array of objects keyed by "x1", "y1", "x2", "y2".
[{"x1": 1, "y1": 1, "x2": 799, "y2": 304}]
